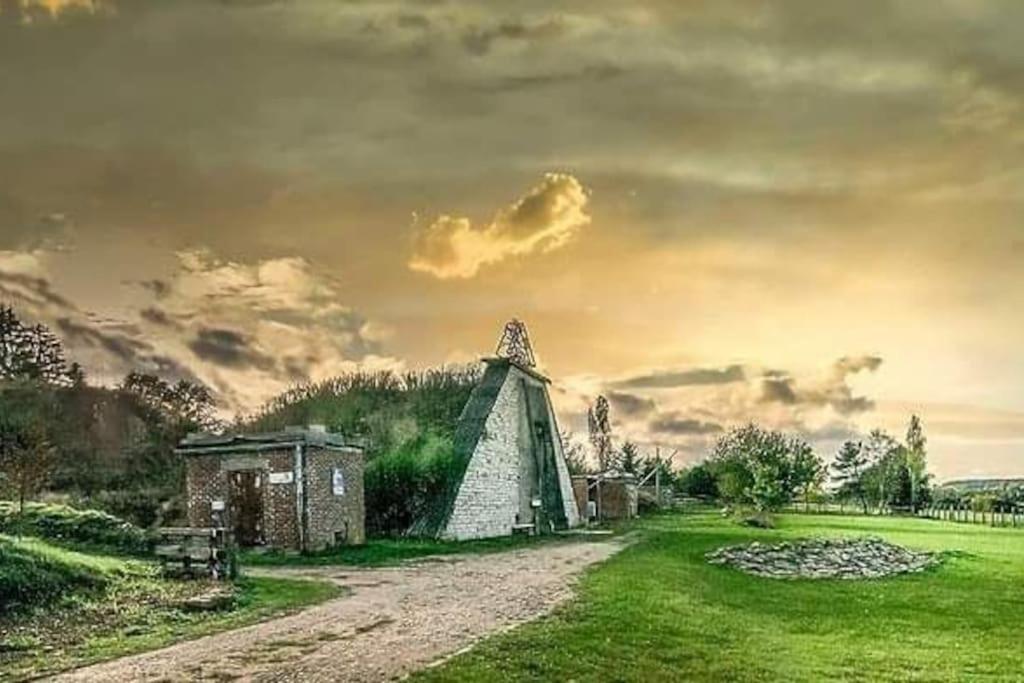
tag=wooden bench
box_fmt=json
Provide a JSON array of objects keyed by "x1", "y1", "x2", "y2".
[{"x1": 155, "y1": 527, "x2": 232, "y2": 580}]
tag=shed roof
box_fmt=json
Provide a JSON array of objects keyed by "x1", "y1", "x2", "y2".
[{"x1": 177, "y1": 428, "x2": 363, "y2": 455}]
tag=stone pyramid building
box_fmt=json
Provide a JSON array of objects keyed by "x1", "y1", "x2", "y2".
[{"x1": 413, "y1": 321, "x2": 580, "y2": 541}]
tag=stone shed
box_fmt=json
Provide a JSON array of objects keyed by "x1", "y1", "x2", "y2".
[
  {"x1": 178, "y1": 427, "x2": 365, "y2": 551},
  {"x1": 572, "y1": 472, "x2": 638, "y2": 523},
  {"x1": 411, "y1": 356, "x2": 580, "y2": 541}
]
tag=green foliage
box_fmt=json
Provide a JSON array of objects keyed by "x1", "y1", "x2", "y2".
[
  {"x1": 0, "y1": 382, "x2": 58, "y2": 510},
  {"x1": 0, "y1": 540, "x2": 339, "y2": 680},
  {"x1": 244, "y1": 367, "x2": 481, "y2": 458},
  {"x1": 707, "y1": 424, "x2": 823, "y2": 512},
  {"x1": 618, "y1": 441, "x2": 640, "y2": 475},
  {"x1": 851, "y1": 420, "x2": 933, "y2": 513},
  {"x1": 831, "y1": 441, "x2": 869, "y2": 512},
  {"x1": 0, "y1": 535, "x2": 123, "y2": 616},
  {"x1": 364, "y1": 433, "x2": 461, "y2": 536},
  {"x1": 677, "y1": 462, "x2": 718, "y2": 498},
  {"x1": 0, "y1": 502, "x2": 150, "y2": 555}
]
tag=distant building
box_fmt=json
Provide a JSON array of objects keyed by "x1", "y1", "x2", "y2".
[
  {"x1": 572, "y1": 472, "x2": 638, "y2": 522},
  {"x1": 178, "y1": 427, "x2": 365, "y2": 551},
  {"x1": 412, "y1": 355, "x2": 581, "y2": 540}
]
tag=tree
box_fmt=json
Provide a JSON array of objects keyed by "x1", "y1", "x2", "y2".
[
  {"x1": 904, "y1": 414, "x2": 929, "y2": 511},
  {"x1": 587, "y1": 395, "x2": 614, "y2": 472},
  {"x1": 791, "y1": 439, "x2": 826, "y2": 510},
  {"x1": 0, "y1": 382, "x2": 57, "y2": 512},
  {"x1": 0, "y1": 306, "x2": 73, "y2": 386},
  {"x1": 707, "y1": 424, "x2": 821, "y2": 513},
  {"x1": 677, "y1": 462, "x2": 717, "y2": 498},
  {"x1": 861, "y1": 429, "x2": 901, "y2": 512},
  {"x1": 619, "y1": 441, "x2": 641, "y2": 475},
  {"x1": 560, "y1": 430, "x2": 589, "y2": 475},
  {"x1": 832, "y1": 440, "x2": 869, "y2": 513}
]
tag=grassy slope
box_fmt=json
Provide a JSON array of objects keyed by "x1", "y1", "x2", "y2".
[
  {"x1": 413, "y1": 513, "x2": 1024, "y2": 682},
  {"x1": 0, "y1": 536, "x2": 340, "y2": 681},
  {"x1": 241, "y1": 533, "x2": 569, "y2": 568}
]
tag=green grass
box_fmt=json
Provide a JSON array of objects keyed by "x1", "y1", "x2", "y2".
[
  {"x1": 0, "y1": 501, "x2": 150, "y2": 556},
  {"x1": 0, "y1": 537, "x2": 341, "y2": 681},
  {"x1": 413, "y1": 512, "x2": 1024, "y2": 682},
  {"x1": 241, "y1": 532, "x2": 574, "y2": 567}
]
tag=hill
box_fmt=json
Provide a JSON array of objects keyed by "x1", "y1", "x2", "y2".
[{"x1": 940, "y1": 478, "x2": 1024, "y2": 492}]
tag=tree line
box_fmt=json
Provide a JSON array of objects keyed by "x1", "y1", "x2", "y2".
[
  {"x1": 673, "y1": 416, "x2": 932, "y2": 516},
  {"x1": 0, "y1": 305, "x2": 217, "y2": 525}
]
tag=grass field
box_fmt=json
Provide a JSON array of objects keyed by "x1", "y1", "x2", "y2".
[
  {"x1": 0, "y1": 535, "x2": 341, "y2": 681},
  {"x1": 413, "y1": 512, "x2": 1024, "y2": 682}
]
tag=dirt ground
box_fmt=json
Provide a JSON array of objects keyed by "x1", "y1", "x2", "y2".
[{"x1": 51, "y1": 537, "x2": 624, "y2": 682}]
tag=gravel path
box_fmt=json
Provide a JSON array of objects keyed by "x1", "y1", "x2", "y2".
[{"x1": 50, "y1": 537, "x2": 624, "y2": 682}]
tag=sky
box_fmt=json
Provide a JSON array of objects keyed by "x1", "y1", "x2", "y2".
[{"x1": 1, "y1": 0, "x2": 1022, "y2": 481}]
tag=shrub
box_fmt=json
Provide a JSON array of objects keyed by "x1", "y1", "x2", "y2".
[
  {"x1": 0, "y1": 501, "x2": 151, "y2": 555},
  {"x1": 364, "y1": 433, "x2": 460, "y2": 536}
]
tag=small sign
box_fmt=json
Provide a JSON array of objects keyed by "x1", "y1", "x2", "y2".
[
  {"x1": 531, "y1": 497, "x2": 542, "y2": 508},
  {"x1": 332, "y1": 468, "x2": 345, "y2": 496},
  {"x1": 269, "y1": 471, "x2": 294, "y2": 485},
  {"x1": 211, "y1": 500, "x2": 225, "y2": 512}
]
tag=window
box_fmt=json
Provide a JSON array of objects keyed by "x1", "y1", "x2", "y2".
[{"x1": 331, "y1": 467, "x2": 345, "y2": 496}]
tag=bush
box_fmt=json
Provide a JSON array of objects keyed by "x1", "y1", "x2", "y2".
[
  {"x1": 0, "y1": 536, "x2": 111, "y2": 615},
  {"x1": 364, "y1": 433, "x2": 460, "y2": 536},
  {"x1": 0, "y1": 501, "x2": 151, "y2": 555}
]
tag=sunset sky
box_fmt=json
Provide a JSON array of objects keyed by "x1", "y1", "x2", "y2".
[{"x1": 2, "y1": 0, "x2": 1022, "y2": 480}]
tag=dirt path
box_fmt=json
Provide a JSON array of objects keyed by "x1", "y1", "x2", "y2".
[{"x1": 51, "y1": 537, "x2": 625, "y2": 682}]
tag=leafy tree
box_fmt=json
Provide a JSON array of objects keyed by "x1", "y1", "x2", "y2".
[
  {"x1": 618, "y1": 441, "x2": 641, "y2": 475},
  {"x1": 792, "y1": 440, "x2": 826, "y2": 510},
  {"x1": 677, "y1": 462, "x2": 717, "y2": 498},
  {"x1": 904, "y1": 414, "x2": 929, "y2": 511},
  {"x1": 707, "y1": 424, "x2": 821, "y2": 513},
  {"x1": 0, "y1": 382, "x2": 57, "y2": 513},
  {"x1": 831, "y1": 440, "x2": 869, "y2": 513},
  {"x1": 0, "y1": 306, "x2": 73, "y2": 386},
  {"x1": 861, "y1": 429, "x2": 901, "y2": 512}
]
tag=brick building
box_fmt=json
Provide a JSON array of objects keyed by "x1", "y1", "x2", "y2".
[{"x1": 178, "y1": 427, "x2": 364, "y2": 551}]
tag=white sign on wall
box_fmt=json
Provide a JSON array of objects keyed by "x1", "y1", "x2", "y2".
[
  {"x1": 269, "y1": 471, "x2": 294, "y2": 485},
  {"x1": 332, "y1": 468, "x2": 345, "y2": 496},
  {"x1": 211, "y1": 500, "x2": 226, "y2": 511}
]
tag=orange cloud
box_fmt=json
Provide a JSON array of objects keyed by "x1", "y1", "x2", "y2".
[{"x1": 409, "y1": 173, "x2": 590, "y2": 279}]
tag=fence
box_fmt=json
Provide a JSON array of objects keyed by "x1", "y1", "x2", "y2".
[
  {"x1": 920, "y1": 502, "x2": 1022, "y2": 528},
  {"x1": 779, "y1": 502, "x2": 1023, "y2": 528}
]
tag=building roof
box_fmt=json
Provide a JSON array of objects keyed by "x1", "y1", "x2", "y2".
[{"x1": 177, "y1": 427, "x2": 363, "y2": 455}]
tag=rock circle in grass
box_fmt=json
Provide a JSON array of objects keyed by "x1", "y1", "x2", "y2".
[{"x1": 705, "y1": 537, "x2": 940, "y2": 580}]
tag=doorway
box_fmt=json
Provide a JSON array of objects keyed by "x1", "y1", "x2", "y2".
[{"x1": 228, "y1": 470, "x2": 264, "y2": 546}]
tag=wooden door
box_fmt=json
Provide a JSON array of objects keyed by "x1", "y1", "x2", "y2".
[{"x1": 228, "y1": 470, "x2": 264, "y2": 547}]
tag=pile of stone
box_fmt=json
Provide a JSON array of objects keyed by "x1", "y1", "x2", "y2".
[{"x1": 706, "y1": 537, "x2": 939, "y2": 580}]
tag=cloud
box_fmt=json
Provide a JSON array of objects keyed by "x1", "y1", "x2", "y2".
[
  {"x1": 611, "y1": 364, "x2": 745, "y2": 390},
  {"x1": 409, "y1": 173, "x2": 590, "y2": 279},
  {"x1": 760, "y1": 355, "x2": 883, "y2": 416},
  {"x1": 606, "y1": 390, "x2": 656, "y2": 417},
  {"x1": 187, "y1": 327, "x2": 275, "y2": 371},
  {"x1": 461, "y1": 18, "x2": 566, "y2": 56},
  {"x1": 649, "y1": 412, "x2": 724, "y2": 436}
]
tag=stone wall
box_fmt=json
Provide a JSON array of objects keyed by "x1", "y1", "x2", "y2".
[
  {"x1": 442, "y1": 368, "x2": 522, "y2": 540},
  {"x1": 305, "y1": 448, "x2": 365, "y2": 549},
  {"x1": 442, "y1": 364, "x2": 580, "y2": 541}
]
